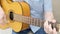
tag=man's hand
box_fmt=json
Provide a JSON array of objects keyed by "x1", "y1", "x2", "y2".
[
  {"x1": 0, "y1": 6, "x2": 7, "y2": 26},
  {"x1": 44, "y1": 20, "x2": 57, "y2": 34},
  {"x1": 44, "y1": 12, "x2": 57, "y2": 34}
]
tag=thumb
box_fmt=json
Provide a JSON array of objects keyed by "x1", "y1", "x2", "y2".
[
  {"x1": 51, "y1": 19, "x2": 56, "y2": 23},
  {"x1": 0, "y1": 6, "x2": 4, "y2": 19}
]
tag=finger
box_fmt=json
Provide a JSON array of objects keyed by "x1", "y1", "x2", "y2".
[
  {"x1": 53, "y1": 28, "x2": 57, "y2": 34},
  {"x1": 0, "y1": 6, "x2": 4, "y2": 19},
  {"x1": 3, "y1": 15, "x2": 7, "y2": 23},
  {"x1": 48, "y1": 24, "x2": 52, "y2": 32},
  {"x1": 48, "y1": 24, "x2": 54, "y2": 34},
  {"x1": 0, "y1": 6, "x2": 4, "y2": 24},
  {"x1": 0, "y1": 19, "x2": 3, "y2": 24},
  {"x1": 44, "y1": 21, "x2": 49, "y2": 33},
  {"x1": 52, "y1": 19, "x2": 56, "y2": 23}
]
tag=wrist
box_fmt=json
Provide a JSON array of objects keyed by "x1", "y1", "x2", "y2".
[{"x1": 44, "y1": 12, "x2": 54, "y2": 20}]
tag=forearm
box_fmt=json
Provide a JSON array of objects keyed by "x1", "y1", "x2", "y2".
[
  {"x1": 44, "y1": 0, "x2": 53, "y2": 20},
  {"x1": 44, "y1": 11, "x2": 54, "y2": 21}
]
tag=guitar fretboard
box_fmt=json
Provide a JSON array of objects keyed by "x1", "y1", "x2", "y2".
[{"x1": 13, "y1": 13, "x2": 44, "y2": 27}]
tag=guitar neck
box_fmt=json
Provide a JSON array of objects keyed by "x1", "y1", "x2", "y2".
[
  {"x1": 9, "y1": 12, "x2": 60, "y2": 32},
  {"x1": 13, "y1": 13, "x2": 44, "y2": 27}
]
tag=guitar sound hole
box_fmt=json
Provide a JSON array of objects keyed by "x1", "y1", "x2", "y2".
[{"x1": 10, "y1": 12, "x2": 13, "y2": 20}]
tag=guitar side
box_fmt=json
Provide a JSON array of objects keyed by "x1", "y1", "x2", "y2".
[{"x1": 19, "y1": 1, "x2": 30, "y2": 31}]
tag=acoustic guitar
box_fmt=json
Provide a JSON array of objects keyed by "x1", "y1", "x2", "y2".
[{"x1": 1, "y1": 0, "x2": 30, "y2": 32}]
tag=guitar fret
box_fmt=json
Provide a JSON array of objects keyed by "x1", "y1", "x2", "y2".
[
  {"x1": 34, "y1": 19, "x2": 36, "y2": 26},
  {"x1": 36, "y1": 18, "x2": 38, "y2": 26},
  {"x1": 37, "y1": 19, "x2": 40, "y2": 27},
  {"x1": 39, "y1": 19, "x2": 41, "y2": 27},
  {"x1": 40, "y1": 19, "x2": 44, "y2": 27},
  {"x1": 31, "y1": 18, "x2": 34, "y2": 25},
  {"x1": 33, "y1": 18, "x2": 36, "y2": 26},
  {"x1": 30, "y1": 17, "x2": 32, "y2": 25},
  {"x1": 27, "y1": 17, "x2": 31, "y2": 24},
  {"x1": 24, "y1": 16, "x2": 28, "y2": 23},
  {"x1": 22, "y1": 16, "x2": 30, "y2": 24},
  {"x1": 37, "y1": 19, "x2": 39, "y2": 27},
  {"x1": 35, "y1": 19, "x2": 38, "y2": 26},
  {"x1": 22, "y1": 16, "x2": 25, "y2": 22},
  {"x1": 34, "y1": 18, "x2": 36, "y2": 26},
  {"x1": 35, "y1": 18, "x2": 40, "y2": 27},
  {"x1": 30, "y1": 17, "x2": 32, "y2": 24},
  {"x1": 34, "y1": 18, "x2": 38, "y2": 26},
  {"x1": 28, "y1": 17, "x2": 30, "y2": 24}
]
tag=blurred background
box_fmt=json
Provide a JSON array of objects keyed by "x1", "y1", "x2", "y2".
[{"x1": 53, "y1": 0, "x2": 60, "y2": 23}]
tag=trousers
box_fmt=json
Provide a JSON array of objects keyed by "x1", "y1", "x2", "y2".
[{"x1": 12, "y1": 27, "x2": 46, "y2": 34}]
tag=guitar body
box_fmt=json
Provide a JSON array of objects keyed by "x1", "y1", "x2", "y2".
[
  {"x1": 1, "y1": 0, "x2": 30, "y2": 32},
  {"x1": 0, "y1": 0, "x2": 1, "y2": 3}
]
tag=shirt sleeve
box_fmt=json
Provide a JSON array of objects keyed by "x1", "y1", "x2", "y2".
[{"x1": 44, "y1": 0, "x2": 53, "y2": 12}]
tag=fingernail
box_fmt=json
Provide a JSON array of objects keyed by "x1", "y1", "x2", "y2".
[{"x1": 53, "y1": 28, "x2": 56, "y2": 31}]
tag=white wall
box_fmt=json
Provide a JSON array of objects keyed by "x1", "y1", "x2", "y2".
[{"x1": 52, "y1": 0, "x2": 60, "y2": 23}]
